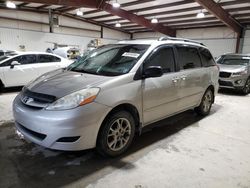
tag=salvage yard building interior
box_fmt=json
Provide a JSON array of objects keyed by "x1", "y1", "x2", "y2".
[{"x1": 0, "y1": 0, "x2": 250, "y2": 187}]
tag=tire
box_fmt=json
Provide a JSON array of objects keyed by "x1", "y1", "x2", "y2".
[
  {"x1": 241, "y1": 78, "x2": 250, "y2": 95},
  {"x1": 97, "y1": 111, "x2": 135, "y2": 157},
  {"x1": 195, "y1": 88, "x2": 214, "y2": 116},
  {"x1": 0, "y1": 80, "x2": 4, "y2": 93}
]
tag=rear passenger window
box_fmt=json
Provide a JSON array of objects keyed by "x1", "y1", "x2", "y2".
[
  {"x1": 177, "y1": 47, "x2": 201, "y2": 69},
  {"x1": 38, "y1": 55, "x2": 61, "y2": 63},
  {"x1": 199, "y1": 48, "x2": 215, "y2": 67},
  {"x1": 145, "y1": 47, "x2": 175, "y2": 73}
]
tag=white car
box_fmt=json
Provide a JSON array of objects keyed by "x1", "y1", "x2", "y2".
[{"x1": 0, "y1": 52, "x2": 72, "y2": 89}]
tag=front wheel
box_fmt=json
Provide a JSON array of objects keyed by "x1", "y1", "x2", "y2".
[
  {"x1": 97, "y1": 111, "x2": 135, "y2": 157},
  {"x1": 195, "y1": 89, "x2": 213, "y2": 116},
  {"x1": 241, "y1": 78, "x2": 250, "y2": 95}
]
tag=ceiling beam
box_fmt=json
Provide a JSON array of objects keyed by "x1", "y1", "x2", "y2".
[
  {"x1": 84, "y1": 0, "x2": 155, "y2": 15},
  {"x1": 193, "y1": 0, "x2": 243, "y2": 34},
  {"x1": 122, "y1": 12, "x2": 250, "y2": 29},
  {"x1": 87, "y1": 0, "x2": 194, "y2": 20},
  {"x1": 101, "y1": 3, "x2": 176, "y2": 36},
  {"x1": 36, "y1": 4, "x2": 50, "y2": 9},
  {"x1": 12, "y1": 0, "x2": 104, "y2": 8},
  {"x1": 18, "y1": 3, "x2": 30, "y2": 7},
  {"x1": 59, "y1": 7, "x2": 77, "y2": 13},
  {"x1": 103, "y1": 1, "x2": 250, "y2": 24},
  {"x1": 13, "y1": 0, "x2": 176, "y2": 36}
]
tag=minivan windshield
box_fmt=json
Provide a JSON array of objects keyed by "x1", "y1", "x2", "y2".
[
  {"x1": 217, "y1": 56, "x2": 250, "y2": 66},
  {"x1": 68, "y1": 44, "x2": 149, "y2": 76}
]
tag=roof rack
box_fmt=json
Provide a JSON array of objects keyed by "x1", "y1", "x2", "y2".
[{"x1": 158, "y1": 36, "x2": 205, "y2": 46}]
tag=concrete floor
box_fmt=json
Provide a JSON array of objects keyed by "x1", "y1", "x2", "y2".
[{"x1": 0, "y1": 89, "x2": 250, "y2": 188}]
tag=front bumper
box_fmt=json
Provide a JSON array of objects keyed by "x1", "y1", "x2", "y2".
[
  {"x1": 13, "y1": 94, "x2": 111, "y2": 151},
  {"x1": 219, "y1": 75, "x2": 248, "y2": 90}
]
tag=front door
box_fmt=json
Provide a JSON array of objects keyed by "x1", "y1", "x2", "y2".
[
  {"x1": 2, "y1": 54, "x2": 38, "y2": 87},
  {"x1": 142, "y1": 46, "x2": 181, "y2": 125}
]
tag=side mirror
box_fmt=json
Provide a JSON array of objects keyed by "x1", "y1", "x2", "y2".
[
  {"x1": 143, "y1": 66, "x2": 163, "y2": 78},
  {"x1": 10, "y1": 61, "x2": 20, "y2": 69}
]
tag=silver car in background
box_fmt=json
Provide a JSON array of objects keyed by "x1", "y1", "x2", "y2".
[
  {"x1": 217, "y1": 54, "x2": 250, "y2": 94},
  {"x1": 13, "y1": 37, "x2": 219, "y2": 157}
]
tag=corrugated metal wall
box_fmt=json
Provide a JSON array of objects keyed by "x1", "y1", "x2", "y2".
[
  {"x1": 0, "y1": 27, "x2": 122, "y2": 52},
  {"x1": 242, "y1": 30, "x2": 250, "y2": 54},
  {"x1": 0, "y1": 9, "x2": 130, "y2": 52},
  {"x1": 133, "y1": 27, "x2": 238, "y2": 57}
]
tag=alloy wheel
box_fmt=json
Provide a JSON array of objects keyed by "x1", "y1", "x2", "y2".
[
  {"x1": 107, "y1": 118, "x2": 132, "y2": 151},
  {"x1": 243, "y1": 79, "x2": 250, "y2": 94},
  {"x1": 202, "y1": 90, "x2": 212, "y2": 113}
]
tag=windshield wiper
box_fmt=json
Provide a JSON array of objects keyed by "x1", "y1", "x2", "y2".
[{"x1": 70, "y1": 69, "x2": 99, "y2": 75}]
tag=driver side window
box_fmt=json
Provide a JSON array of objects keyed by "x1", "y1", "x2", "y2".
[
  {"x1": 145, "y1": 47, "x2": 175, "y2": 73},
  {"x1": 0, "y1": 56, "x2": 22, "y2": 67}
]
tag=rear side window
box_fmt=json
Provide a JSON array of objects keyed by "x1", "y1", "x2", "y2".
[
  {"x1": 177, "y1": 47, "x2": 202, "y2": 69},
  {"x1": 145, "y1": 47, "x2": 175, "y2": 73},
  {"x1": 38, "y1": 55, "x2": 61, "y2": 63},
  {"x1": 200, "y1": 48, "x2": 215, "y2": 67}
]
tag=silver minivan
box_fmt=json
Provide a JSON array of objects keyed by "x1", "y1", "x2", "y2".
[{"x1": 13, "y1": 37, "x2": 219, "y2": 157}]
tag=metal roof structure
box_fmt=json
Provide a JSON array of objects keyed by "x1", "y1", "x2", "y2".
[{"x1": 0, "y1": 0, "x2": 249, "y2": 35}]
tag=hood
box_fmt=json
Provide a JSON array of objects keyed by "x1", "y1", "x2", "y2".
[
  {"x1": 27, "y1": 69, "x2": 113, "y2": 98},
  {"x1": 218, "y1": 64, "x2": 247, "y2": 73}
]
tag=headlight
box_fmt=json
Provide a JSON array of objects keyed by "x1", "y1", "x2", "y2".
[
  {"x1": 232, "y1": 69, "x2": 248, "y2": 77},
  {"x1": 45, "y1": 88, "x2": 100, "y2": 110}
]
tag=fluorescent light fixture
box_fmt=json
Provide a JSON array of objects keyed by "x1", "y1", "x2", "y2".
[
  {"x1": 151, "y1": 18, "x2": 158, "y2": 24},
  {"x1": 6, "y1": 1, "x2": 16, "y2": 9},
  {"x1": 112, "y1": 1, "x2": 120, "y2": 8},
  {"x1": 76, "y1": 9, "x2": 83, "y2": 16},
  {"x1": 115, "y1": 22, "x2": 121, "y2": 27},
  {"x1": 197, "y1": 11, "x2": 205, "y2": 18}
]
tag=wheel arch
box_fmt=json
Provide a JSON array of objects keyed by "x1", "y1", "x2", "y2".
[
  {"x1": 97, "y1": 103, "x2": 141, "y2": 141},
  {"x1": 0, "y1": 79, "x2": 4, "y2": 91}
]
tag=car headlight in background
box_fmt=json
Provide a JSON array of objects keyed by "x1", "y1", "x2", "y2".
[
  {"x1": 46, "y1": 88, "x2": 100, "y2": 110},
  {"x1": 232, "y1": 69, "x2": 248, "y2": 77}
]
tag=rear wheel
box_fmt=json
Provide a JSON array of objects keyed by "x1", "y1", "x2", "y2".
[
  {"x1": 97, "y1": 111, "x2": 135, "y2": 157},
  {"x1": 195, "y1": 88, "x2": 213, "y2": 116},
  {"x1": 241, "y1": 78, "x2": 250, "y2": 95}
]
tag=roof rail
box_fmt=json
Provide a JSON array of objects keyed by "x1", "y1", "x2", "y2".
[{"x1": 158, "y1": 36, "x2": 205, "y2": 46}]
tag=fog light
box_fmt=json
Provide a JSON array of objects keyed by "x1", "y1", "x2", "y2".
[
  {"x1": 235, "y1": 80, "x2": 242, "y2": 84},
  {"x1": 56, "y1": 136, "x2": 80, "y2": 143}
]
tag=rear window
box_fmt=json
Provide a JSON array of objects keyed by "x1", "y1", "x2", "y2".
[
  {"x1": 199, "y1": 48, "x2": 215, "y2": 67},
  {"x1": 38, "y1": 55, "x2": 61, "y2": 63},
  {"x1": 177, "y1": 46, "x2": 202, "y2": 69}
]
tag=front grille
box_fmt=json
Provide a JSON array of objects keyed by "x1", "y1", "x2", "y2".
[
  {"x1": 219, "y1": 80, "x2": 233, "y2": 87},
  {"x1": 23, "y1": 89, "x2": 56, "y2": 103},
  {"x1": 17, "y1": 122, "x2": 47, "y2": 140},
  {"x1": 219, "y1": 72, "x2": 231, "y2": 78}
]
